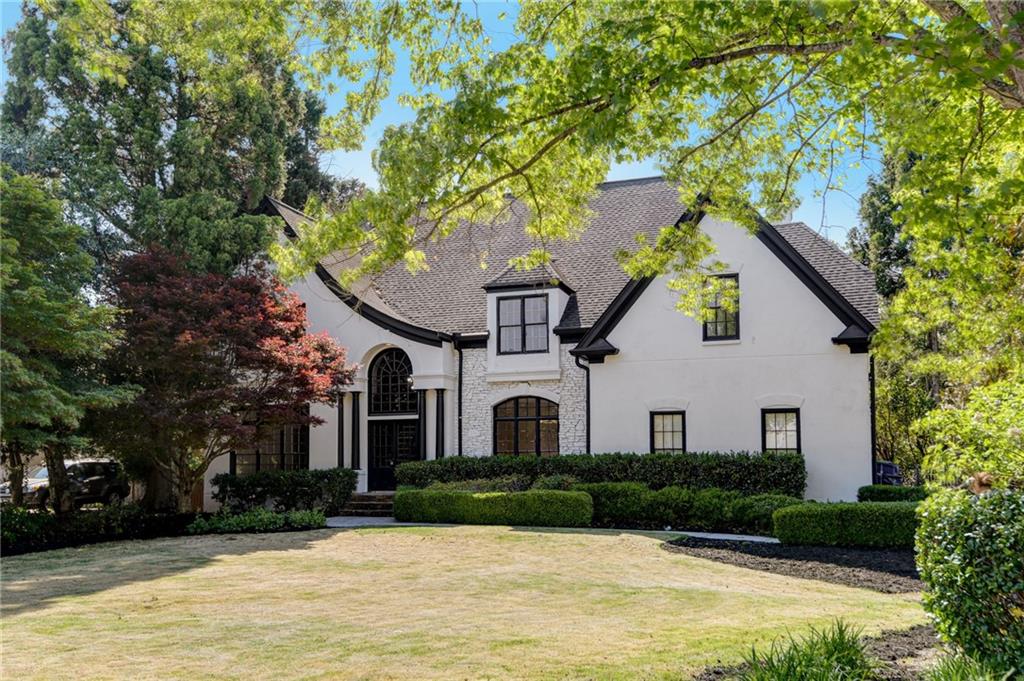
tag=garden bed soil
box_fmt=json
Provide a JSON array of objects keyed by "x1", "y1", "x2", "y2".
[{"x1": 663, "y1": 536, "x2": 921, "y2": 594}]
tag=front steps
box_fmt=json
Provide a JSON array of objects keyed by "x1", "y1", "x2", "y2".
[{"x1": 340, "y1": 492, "x2": 395, "y2": 517}]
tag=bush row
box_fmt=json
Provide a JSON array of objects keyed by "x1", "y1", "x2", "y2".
[
  {"x1": 575, "y1": 482, "x2": 802, "y2": 533},
  {"x1": 187, "y1": 508, "x2": 325, "y2": 534},
  {"x1": 212, "y1": 468, "x2": 357, "y2": 514},
  {"x1": 397, "y1": 452, "x2": 806, "y2": 497},
  {"x1": 772, "y1": 501, "x2": 919, "y2": 548},
  {"x1": 916, "y1": 489, "x2": 1024, "y2": 672},
  {"x1": 857, "y1": 484, "x2": 928, "y2": 502},
  {"x1": 0, "y1": 504, "x2": 198, "y2": 555},
  {"x1": 393, "y1": 489, "x2": 593, "y2": 527}
]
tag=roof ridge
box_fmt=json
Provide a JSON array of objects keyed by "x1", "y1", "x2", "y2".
[{"x1": 596, "y1": 175, "x2": 666, "y2": 188}]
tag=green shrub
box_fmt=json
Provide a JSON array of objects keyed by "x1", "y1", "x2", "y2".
[
  {"x1": 644, "y1": 486, "x2": 694, "y2": 528},
  {"x1": 0, "y1": 504, "x2": 198, "y2": 555},
  {"x1": 396, "y1": 451, "x2": 805, "y2": 497},
  {"x1": 916, "y1": 489, "x2": 1024, "y2": 672},
  {"x1": 211, "y1": 468, "x2": 357, "y2": 514},
  {"x1": 531, "y1": 474, "x2": 577, "y2": 491},
  {"x1": 741, "y1": 620, "x2": 875, "y2": 681},
  {"x1": 773, "y1": 502, "x2": 919, "y2": 548},
  {"x1": 187, "y1": 508, "x2": 326, "y2": 534},
  {"x1": 393, "y1": 489, "x2": 592, "y2": 527},
  {"x1": 574, "y1": 482, "x2": 650, "y2": 527},
  {"x1": 426, "y1": 475, "x2": 532, "y2": 492},
  {"x1": 857, "y1": 484, "x2": 928, "y2": 502},
  {"x1": 690, "y1": 488, "x2": 741, "y2": 531},
  {"x1": 729, "y1": 494, "x2": 803, "y2": 535}
]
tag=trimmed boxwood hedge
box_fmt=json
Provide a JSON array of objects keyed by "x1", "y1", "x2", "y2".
[
  {"x1": 916, "y1": 489, "x2": 1024, "y2": 671},
  {"x1": 212, "y1": 468, "x2": 357, "y2": 515},
  {"x1": 393, "y1": 489, "x2": 592, "y2": 527},
  {"x1": 857, "y1": 484, "x2": 928, "y2": 502},
  {"x1": 773, "y1": 501, "x2": 919, "y2": 548},
  {"x1": 396, "y1": 451, "x2": 805, "y2": 497}
]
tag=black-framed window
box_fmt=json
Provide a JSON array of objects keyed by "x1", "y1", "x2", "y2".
[
  {"x1": 369, "y1": 348, "x2": 417, "y2": 415},
  {"x1": 762, "y1": 408, "x2": 800, "y2": 453},
  {"x1": 231, "y1": 423, "x2": 310, "y2": 475},
  {"x1": 650, "y1": 411, "x2": 686, "y2": 453},
  {"x1": 498, "y1": 295, "x2": 548, "y2": 354},
  {"x1": 703, "y1": 273, "x2": 740, "y2": 341},
  {"x1": 493, "y1": 396, "x2": 558, "y2": 456}
]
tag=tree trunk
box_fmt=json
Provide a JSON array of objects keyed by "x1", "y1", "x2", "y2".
[
  {"x1": 140, "y1": 462, "x2": 174, "y2": 511},
  {"x1": 4, "y1": 443, "x2": 26, "y2": 507},
  {"x1": 174, "y1": 463, "x2": 198, "y2": 514},
  {"x1": 43, "y1": 446, "x2": 75, "y2": 515}
]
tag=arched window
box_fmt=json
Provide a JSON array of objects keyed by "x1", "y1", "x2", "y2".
[
  {"x1": 369, "y1": 348, "x2": 416, "y2": 414},
  {"x1": 493, "y1": 397, "x2": 559, "y2": 456}
]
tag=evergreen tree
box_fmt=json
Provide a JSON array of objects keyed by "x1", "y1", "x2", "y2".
[
  {"x1": 1, "y1": 3, "x2": 344, "y2": 274},
  {"x1": 0, "y1": 168, "x2": 133, "y2": 511},
  {"x1": 846, "y1": 156, "x2": 914, "y2": 300}
]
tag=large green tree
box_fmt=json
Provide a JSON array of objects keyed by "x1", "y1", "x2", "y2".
[
  {"x1": 55, "y1": 1, "x2": 1024, "y2": 485},
  {"x1": 0, "y1": 169, "x2": 133, "y2": 511},
  {"x1": 2, "y1": 2, "x2": 349, "y2": 274}
]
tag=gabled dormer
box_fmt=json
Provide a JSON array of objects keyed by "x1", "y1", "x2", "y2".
[{"x1": 483, "y1": 263, "x2": 573, "y2": 381}]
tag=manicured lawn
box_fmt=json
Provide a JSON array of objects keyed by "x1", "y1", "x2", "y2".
[{"x1": 1, "y1": 526, "x2": 925, "y2": 680}]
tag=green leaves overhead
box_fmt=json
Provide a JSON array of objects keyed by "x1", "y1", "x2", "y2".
[{"x1": 46, "y1": 1, "x2": 1024, "y2": 412}]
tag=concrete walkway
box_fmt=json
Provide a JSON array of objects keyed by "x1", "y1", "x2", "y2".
[{"x1": 325, "y1": 516, "x2": 779, "y2": 542}]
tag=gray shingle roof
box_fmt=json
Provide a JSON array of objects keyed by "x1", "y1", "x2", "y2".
[
  {"x1": 484, "y1": 261, "x2": 573, "y2": 291},
  {"x1": 772, "y1": 222, "x2": 879, "y2": 327},
  {"x1": 268, "y1": 177, "x2": 877, "y2": 335}
]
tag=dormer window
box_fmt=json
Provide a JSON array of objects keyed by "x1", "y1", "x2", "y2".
[{"x1": 498, "y1": 294, "x2": 548, "y2": 354}]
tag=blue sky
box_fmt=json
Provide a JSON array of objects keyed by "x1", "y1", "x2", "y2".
[{"x1": 1, "y1": 1, "x2": 876, "y2": 245}]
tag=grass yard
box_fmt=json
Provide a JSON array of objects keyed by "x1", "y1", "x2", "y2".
[{"x1": 1, "y1": 526, "x2": 926, "y2": 680}]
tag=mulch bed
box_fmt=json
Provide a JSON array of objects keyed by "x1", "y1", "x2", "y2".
[
  {"x1": 691, "y1": 624, "x2": 940, "y2": 680},
  {"x1": 662, "y1": 536, "x2": 922, "y2": 594}
]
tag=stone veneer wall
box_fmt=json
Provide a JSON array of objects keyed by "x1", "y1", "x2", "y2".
[{"x1": 459, "y1": 345, "x2": 587, "y2": 456}]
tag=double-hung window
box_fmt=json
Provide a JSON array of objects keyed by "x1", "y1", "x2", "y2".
[
  {"x1": 762, "y1": 409, "x2": 800, "y2": 453},
  {"x1": 703, "y1": 273, "x2": 740, "y2": 341},
  {"x1": 498, "y1": 295, "x2": 548, "y2": 354},
  {"x1": 650, "y1": 412, "x2": 686, "y2": 454}
]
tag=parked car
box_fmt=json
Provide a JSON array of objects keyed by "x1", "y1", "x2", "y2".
[
  {"x1": 874, "y1": 460, "x2": 902, "y2": 486},
  {"x1": 0, "y1": 460, "x2": 130, "y2": 509}
]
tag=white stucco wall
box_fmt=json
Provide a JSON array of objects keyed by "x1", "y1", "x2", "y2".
[
  {"x1": 591, "y1": 216, "x2": 872, "y2": 500},
  {"x1": 201, "y1": 215, "x2": 871, "y2": 508}
]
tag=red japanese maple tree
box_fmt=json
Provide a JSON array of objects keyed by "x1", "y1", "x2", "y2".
[{"x1": 100, "y1": 250, "x2": 353, "y2": 511}]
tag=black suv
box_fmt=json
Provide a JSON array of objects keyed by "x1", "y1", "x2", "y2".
[{"x1": 0, "y1": 460, "x2": 130, "y2": 509}]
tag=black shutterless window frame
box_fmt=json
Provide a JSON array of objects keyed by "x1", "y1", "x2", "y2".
[
  {"x1": 497, "y1": 294, "x2": 549, "y2": 355},
  {"x1": 703, "y1": 273, "x2": 740, "y2": 341},
  {"x1": 761, "y1": 408, "x2": 801, "y2": 453},
  {"x1": 649, "y1": 411, "x2": 686, "y2": 454}
]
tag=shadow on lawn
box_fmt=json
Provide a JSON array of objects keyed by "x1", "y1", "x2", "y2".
[
  {"x1": 0, "y1": 528, "x2": 343, "y2": 618},
  {"x1": 506, "y1": 525, "x2": 686, "y2": 539}
]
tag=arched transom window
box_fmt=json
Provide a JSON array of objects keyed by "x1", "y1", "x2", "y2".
[
  {"x1": 369, "y1": 348, "x2": 416, "y2": 415},
  {"x1": 493, "y1": 397, "x2": 558, "y2": 456}
]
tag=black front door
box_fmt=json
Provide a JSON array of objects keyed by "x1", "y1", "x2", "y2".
[{"x1": 368, "y1": 420, "x2": 420, "y2": 491}]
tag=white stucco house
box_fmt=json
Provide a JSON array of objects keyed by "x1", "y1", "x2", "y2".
[{"x1": 202, "y1": 176, "x2": 879, "y2": 508}]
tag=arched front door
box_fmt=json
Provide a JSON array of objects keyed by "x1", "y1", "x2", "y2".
[{"x1": 367, "y1": 348, "x2": 420, "y2": 490}]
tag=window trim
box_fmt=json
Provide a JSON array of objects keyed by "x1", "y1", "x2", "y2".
[
  {"x1": 496, "y1": 294, "x2": 549, "y2": 355},
  {"x1": 492, "y1": 396, "x2": 559, "y2": 456},
  {"x1": 229, "y1": 422, "x2": 311, "y2": 475},
  {"x1": 649, "y1": 410, "x2": 686, "y2": 454},
  {"x1": 702, "y1": 273, "x2": 740, "y2": 341},
  {"x1": 761, "y1": 408, "x2": 801, "y2": 453},
  {"x1": 368, "y1": 348, "x2": 417, "y2": 416}
]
